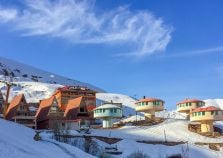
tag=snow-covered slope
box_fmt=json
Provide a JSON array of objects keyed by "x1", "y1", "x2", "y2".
[
  {"x1": 0, "y1": 56, "x2": 104, "y2": 92},
  {"x1": 0, "y1": 81, "x2": 62, "y2": 103},
  {"x1": 96, "y1": 93, "x2": 137, "y2": 117},
  {"x1": 0, "y1": 118, "x2": 95, "y2": 158},
  {"x1": 91, "y1": 119, "x2": 223, "y2": 158},
  {"x1": 204, "y1": 99, "x2": 223, "y2": 109}
]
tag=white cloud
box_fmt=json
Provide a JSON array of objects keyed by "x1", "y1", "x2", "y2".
[
  {"x1": 169, "y1": 46, "x2": 223, "y2": 58},
  {"x1": 0, "y1": 8, "x2": 17, "y2": 22},
  {"x1": 0, "y1": 0, "x2": 172, "y2": 56}
]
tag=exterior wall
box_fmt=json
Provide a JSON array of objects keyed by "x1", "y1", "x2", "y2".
[
  {"x1": 94, "y1": 108, "x2": 122, "y2": 118},
  {"x1": 102, "y1": 119, "x2": 112, "y2": 128},
  {"x1": 201, "y1": 121, "x2": 214, "y2": 133},
  {"x1": 135, "y1": 101, "x2": 163, "y2": 112},
  {"x1": 144, "y1": 110, "x2": 155, "y2": 120},
  {"x1": 13, "y1": 116, "x2": 36, "y2": 129},
  {"x1": 190, "y1": 110, "x2": 223, "y2": 122},
  {"x1": 55, "y1": 87, "x2": 96, "y2": 110},
  {"x1": 177, "y1": 102, "x2": 199, "y2": 113}
]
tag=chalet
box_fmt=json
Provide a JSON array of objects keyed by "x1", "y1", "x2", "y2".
[
  {"x1": 94, "y1": 103, "x2": 122, "y2": 128},
  {"x1": 5, "y1": 94, "x2": 36, "y2": 129},
  {"x1": 135, "y1": 97, "x2": 164, "y2": 121},
  {"x1": 0, "y1": 91, "x2": 4, "y2": 118},
  {"x1": 177, "y1": 99, "x2": 205, "y2": 114},
  {"x1": 54, "y1": 86, "x2": 96, "y2": 110},
  {"x1": 35, "y1": 96, "x2": 64, "y2": 129},
  {"x1": 36, "y1": 95, "x2": 96, "y2": 130},
  {"x1": 190, "y1": 106, "x2": 223, "y2": 133},
  {"x1": 64, "y1": 96, "x2": 96, "y2": 129}
]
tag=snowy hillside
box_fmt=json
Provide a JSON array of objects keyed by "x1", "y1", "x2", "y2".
[
  {"x1": 96, "y1": 93, "x2": 137, "y2": 117},
  {"x1": 0, "y1": 81, "x2": 62, "y2": 103},
  {"x1": 91, "y1": 119, "x2": 223, "y2": 158},
  {"x1": 0, "y1": 57, "x2": 103, "y2": 92},
  {"x1": 0, "y1": 119, "x2": 95, "y2": 158},
  {"x1": 204, "y1": 99, "x2": 223, "y2": 109}
]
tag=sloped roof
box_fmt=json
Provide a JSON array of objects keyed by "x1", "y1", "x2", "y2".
[
  {"x1": 87, "y1": 105, "x2": 96, "y2": 111},
  {"x1": 136, "y1": 98, "x2": 164, "y2": 103},
  {"x1": 64, "y1": 96, "x2": 83, "y2": 117},
  {"x1": 191, "y1": 106, "x2": 222, "y2": 113},
  {"x1": 177, "y1": 99, "x2": 204, "y2": 105},
  {"x1": 35, "y1": 96, "x2": 55, "y2": 122},
  {"x1": 5, "y1": 94, "x2": 25, "y2": 120}
]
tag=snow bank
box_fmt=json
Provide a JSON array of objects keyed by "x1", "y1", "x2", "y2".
[{"x1": 0, "y1": 119, "x2": 95, "y2": 158}]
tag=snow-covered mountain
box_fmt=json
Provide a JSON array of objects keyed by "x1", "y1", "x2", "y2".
[
  {"x1": 0, "y1": 57, "x2": 104, "y2": 92},
  {"x1": 0, "y1": 56, "x2": 104, "y2": 103},
  {"x1": 204, "y1": 99, "x2": 223, "y2": 109}
]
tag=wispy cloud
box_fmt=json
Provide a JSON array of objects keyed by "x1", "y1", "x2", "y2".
[
  {"x1": 0, "y1": 0, "x2": 172, "y2": 57},
  {"x1": 168, "y1": 46, "x2": 223, "y2": 58}
]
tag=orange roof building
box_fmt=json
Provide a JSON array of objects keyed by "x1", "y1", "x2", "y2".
[
  {"x1": 135, "y1": 97, "x2": 164, "y2": 121},
  {"x1": 35, "y1": 96, "x2": 64, "y2": 129},
  {"x1": 35, "y1": 95, "x2": 96, "y2": 130},
  {"x1": 176, "y1": 98, "x2": 205, "y2": 115},
  {"x1": 54, "y1": 86, "x2": 96, "y2": 110},
  {"x1": 5, "y1": 94, "x2": 36, "y2": 129},
  {"x1": 190, "y1": 106, "x2": 223, "y2": 133}
]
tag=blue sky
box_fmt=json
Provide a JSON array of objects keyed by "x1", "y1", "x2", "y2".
[{"x1": 0, "y1": 0, "x2": 223, "y2": 110}]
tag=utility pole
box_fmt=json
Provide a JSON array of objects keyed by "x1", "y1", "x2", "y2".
[{"x1": 0, "y1": 79, "x2": 14, "y2": 119}]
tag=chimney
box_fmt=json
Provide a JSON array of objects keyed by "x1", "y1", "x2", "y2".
[{"x1": 143, "y1": 96, "x2": 146, "y2": 99}]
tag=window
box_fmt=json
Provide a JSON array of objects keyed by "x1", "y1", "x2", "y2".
[
  {"x1": 103, "y1": 109, "x2": 105, "y2": 113},
  {"x1": 142, "y1": 102, "x2": 145, "y2": 106},
  {"x1": 198, "y1": 112, "x2": 201, "y2": 116},
  {"x1": 110, "y1": 109, "x2": 113, "y2": 113},
  {"x1": 80, "y1": 107, "x2": 86, "y2": 112},
  {"x1": 189, "y1": 102, "x2": 192, "y2": 106},
  {"x1": 215, "y1": 111, "x2": 218, "y2": 115},
  {"x1": 114, "y1": 109, "x2": 117, "y2": 113},
  {"x1": 202, "y1": 111, "x2": 205, "y2": 115},
  {"x1": 195, "y1": 112, "x2": 197, "y2": 116},
  {"x1": 211, "y1": 111, "x2": 214, "y2": 115}
]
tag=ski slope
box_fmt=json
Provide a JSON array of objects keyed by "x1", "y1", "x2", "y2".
[{"x1": 0, "y1": 119, "x2": 95, "y2": 158}]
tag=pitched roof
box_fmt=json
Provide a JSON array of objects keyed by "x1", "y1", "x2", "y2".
[
  {"x1": 35, "y1": 96, "x2": 55, "y2": 122},
  {"x1": 136, "y1": 98, "x2": 164, "y2": 103},
  {"x1": 177, "y1": 99, "x2": 204, "y2": 105},
  {"x1": 86, "y1": 105, "x2": 96, "y2": 111},
  {"x1": 64, "y1": 96, "x2": 83, "y2": 117},
  {"x1": 5, "y1": 94, "x2": 25, "y2": 120},
  {"x1": 191, "y1": 106, "x2": 221, "y2": 113}
]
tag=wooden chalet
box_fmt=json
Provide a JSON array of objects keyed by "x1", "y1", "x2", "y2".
[
  {"x1": 35, "y1": 96, "x2": 64, "y2": 129},
  {"x1": 54, "y1": 86, "x2": 96, "y2": 110},
  {"x1": 5, "y1": 94, "x2": 36, "y2": 129},
  {"x1": 64, "y1": 96, "x2": 96, "y2": 129},
  {"x1": 35, "y1": 95, "x2": 96, "y2": 130}
]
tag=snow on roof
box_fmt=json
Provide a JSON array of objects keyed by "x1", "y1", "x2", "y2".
[
  {"x1": 177, "y1": 99, "x2": 204, "y2": 105},
  {"x1": 94, "y1": 104, "x2": 121, "y2": 110},
  {"x1": 191, "y1": 106, "x2": 222, "y2": 113}
]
